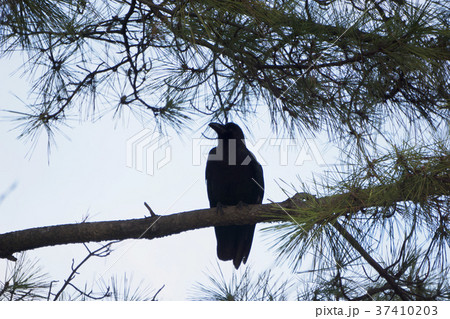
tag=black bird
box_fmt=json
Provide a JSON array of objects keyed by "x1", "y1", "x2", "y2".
[{"x1": 206, "y1": 122, "x2": 264, "y2": 269}]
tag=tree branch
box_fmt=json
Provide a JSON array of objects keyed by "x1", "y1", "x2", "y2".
[
  {"x1": 52, "y1": 242, "x2": 116, "y2": 300},
  {"x1": 0, "y1": 199, "x2": 289, "y2": 260},
  {"x1": 332, "y1": 221, "x2": 410, "y2": 301},
  {"x1": 1, "y1": 168, "x2": 448, "y2": 261}
]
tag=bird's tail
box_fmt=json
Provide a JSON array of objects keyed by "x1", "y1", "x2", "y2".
[{"x1": 215, "y1": 224, "x2": 255, "y2": 269}]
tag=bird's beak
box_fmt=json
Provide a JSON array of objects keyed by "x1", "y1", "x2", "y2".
[{"x1": 209, "y1": 123, "x2": 226, "y2": 135}]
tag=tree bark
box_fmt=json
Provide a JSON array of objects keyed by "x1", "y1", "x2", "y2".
[
  {"x1": 1, "y1": 171, "x2": 448, "y2": 261},
  {"x1": 0, "y1": 196, "x2": 300, "y2": 261}
]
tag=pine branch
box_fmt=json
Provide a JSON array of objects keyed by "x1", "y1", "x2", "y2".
[
  {"x1": 332, "y1": 220, "x2": 410, "y2": 300},
  {"x1": 4, "y1": 0, "x2": 447, "y2": 140},
  {"x1": 1, "y1": 168, "x2": 448, "y2": 260},
  {"x1": 0, "y1": 200, "x2": 284, "y2": 261}
]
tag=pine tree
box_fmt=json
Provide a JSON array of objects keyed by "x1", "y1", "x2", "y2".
[{"x1": 1, "y1": 0, "x2": 448, "y2": 300}]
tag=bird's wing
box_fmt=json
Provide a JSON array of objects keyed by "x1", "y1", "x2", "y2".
[
  {"x1": 205, "y1": 146, "x2": 218, "y2": 181},
  {"x1": 205, "y1": 147, "x2": 218, "y2": 207},
  {"x1": 248, "y1": 151, "x2": 265, "y2": 204}
]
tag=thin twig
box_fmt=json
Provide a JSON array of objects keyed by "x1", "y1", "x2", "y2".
[{"x1": 52, "y1": 241, "x2": 118, "y2": 300}]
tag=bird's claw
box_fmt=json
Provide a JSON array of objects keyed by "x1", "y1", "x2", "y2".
[
  {"x1": 236, "y1": 201, "x2": 248, "y2": 210},
  {"x1": 216, "y1": 202, "x2": 225, "y2": 215}
]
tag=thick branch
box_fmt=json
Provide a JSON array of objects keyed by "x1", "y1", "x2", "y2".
[
  {"x1": 1, "y1": 171, "x2": 448, "y2": 260},
  {"x1": 0, "y1": 198, "x2": 295, "y2": 260}
]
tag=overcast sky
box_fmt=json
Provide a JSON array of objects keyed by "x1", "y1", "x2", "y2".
[{"x1": 0, "y1": 53, "x2": 339, "y2": 300}]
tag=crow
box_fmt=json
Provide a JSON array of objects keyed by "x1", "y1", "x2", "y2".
[{"x1": 206, "y1": 122, "x2": 264, "y2": 269}]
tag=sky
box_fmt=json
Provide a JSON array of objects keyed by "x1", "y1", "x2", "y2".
[{"x1": 0, "y1": 53, "x2": 340, "y2": 300}]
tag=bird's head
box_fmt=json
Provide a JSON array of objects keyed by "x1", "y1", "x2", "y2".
[{"x1": 209, "y1": 122, "x2": 245, "y2": 142}]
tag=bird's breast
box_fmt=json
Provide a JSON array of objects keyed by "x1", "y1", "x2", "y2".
[{"x1": 206, "y1": 160, "x2": 259, "y2": 206}]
